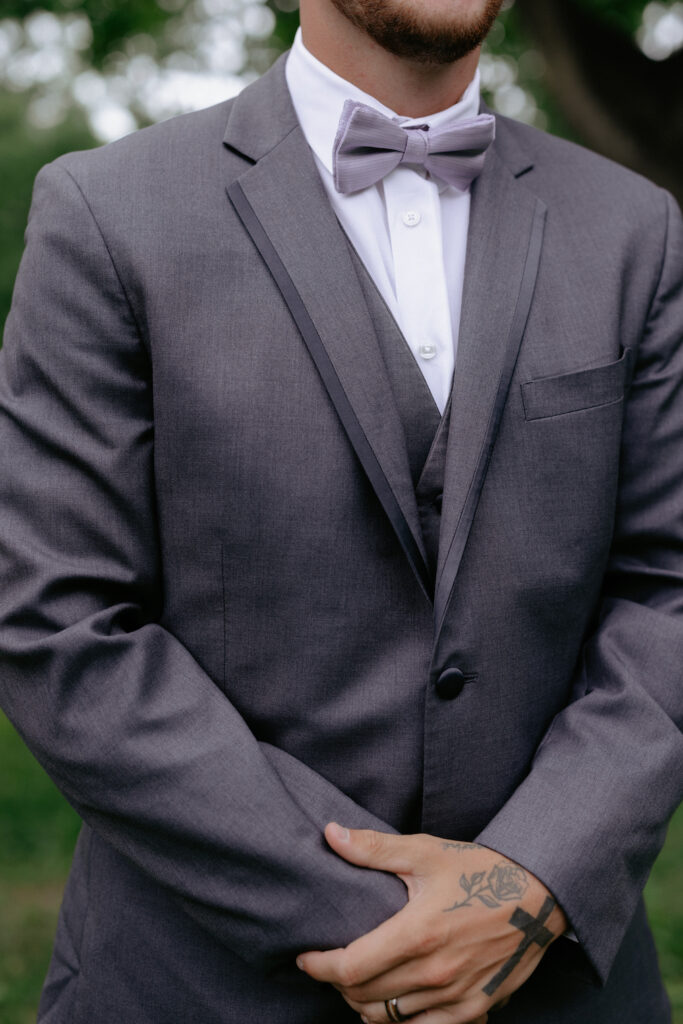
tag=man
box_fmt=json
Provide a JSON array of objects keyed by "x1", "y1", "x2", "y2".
[{"x1": 0, "y1": 0, "x2": 681, "y2": 1021}]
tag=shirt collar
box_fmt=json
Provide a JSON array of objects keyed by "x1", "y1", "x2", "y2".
[{"x1": 285, "y1": 27, "x2": 482, "y2": 177}]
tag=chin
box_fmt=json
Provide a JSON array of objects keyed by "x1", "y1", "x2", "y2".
[{"x1": 330, "y1": 0, "x2": 505, "y2": 65}]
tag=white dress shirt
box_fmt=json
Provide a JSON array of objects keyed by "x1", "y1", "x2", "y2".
[{"x1": 285, "y1": 28, "x2": 481, "y2": 413}]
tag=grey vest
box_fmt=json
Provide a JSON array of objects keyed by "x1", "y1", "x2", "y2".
[{"x1": 349, "y1": 245, "x2": 451, "y2": 585}]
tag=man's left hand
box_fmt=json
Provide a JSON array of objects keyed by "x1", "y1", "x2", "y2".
[{"x1": 297, "y1": 824, "x2": 568, "y2": 1024}]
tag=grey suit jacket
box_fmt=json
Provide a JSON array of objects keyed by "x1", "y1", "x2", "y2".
[{"x1": 0, "y1": 54, "x2": 681, "y2": 1023}]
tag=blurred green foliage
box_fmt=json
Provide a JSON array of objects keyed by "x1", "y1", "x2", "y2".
[
  {"x1": 0, "y1": 0, "x2": 186, "y2": 65},
  {"x1": 0, "y1": 90, "x2": 96, "y2": 336},
  {"x1": 574, "y1": 0, "x2": 647, "y2": 33},
  {"x1": 0, "y1": 715, "x2": 80, "y2": 1024}
]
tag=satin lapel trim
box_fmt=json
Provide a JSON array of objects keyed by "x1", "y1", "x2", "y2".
[
  {"x1": 226, "y1": 127, "x2": 431, "y2": 601},
  {"x1": 434, "y1": 150, "x2": 547, "y2": 635}
]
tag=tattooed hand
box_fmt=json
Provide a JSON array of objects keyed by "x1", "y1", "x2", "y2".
[{"x1": 297, "y1": 825, "x2": 567, "y2": 1024}]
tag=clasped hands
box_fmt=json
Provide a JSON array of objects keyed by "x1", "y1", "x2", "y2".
[{"x1": 297, "y1": 824, "x2": 567, "y2": 1024}]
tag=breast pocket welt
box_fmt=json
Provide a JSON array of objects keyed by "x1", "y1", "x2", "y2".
[{"x1": 521, "y1": 348, "x2": 633, "y2": 421}]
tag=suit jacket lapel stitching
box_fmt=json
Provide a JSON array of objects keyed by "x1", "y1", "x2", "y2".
[{"x1": 228, "y1": 179, "x2": 433, "y2": 604}]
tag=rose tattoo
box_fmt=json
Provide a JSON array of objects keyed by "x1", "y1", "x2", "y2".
[{"x1": 445, "y1": 861, "x2": 529, "y2": 911}]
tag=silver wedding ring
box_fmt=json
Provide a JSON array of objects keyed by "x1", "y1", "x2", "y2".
[{"x1": 385, "y1": 996, "x2": 409, "y2": 1022}]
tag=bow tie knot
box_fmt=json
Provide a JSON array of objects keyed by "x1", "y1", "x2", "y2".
[
  {"x1": 402, "y1": 124, "x2": 430, "y2": 163},
  {"x1": 332, "y1": 99, "x2": 496, "y2": 195}
]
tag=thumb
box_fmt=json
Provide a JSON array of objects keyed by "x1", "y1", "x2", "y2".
[{"x1": 324, "y1": 823, "x2": 418, "y2": 874}]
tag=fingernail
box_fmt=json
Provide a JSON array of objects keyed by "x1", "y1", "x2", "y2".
[
  {"x1": 361, "y1": 1017, "x2": 369, "y2": 1024},
  {"x1": 296, "y1": 957, "x2": 304, "y2": 970},
  {"x1": 329, "y1": 822, "x2": 350, "y2": 841}
]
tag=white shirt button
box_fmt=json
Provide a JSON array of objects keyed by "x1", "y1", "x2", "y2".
[
  {"x1": 402, "y1": 210, "x2": 421, "y2": 227},
  {"x1": 419, "y1": 344, "x2": 437, "y2": 360}
]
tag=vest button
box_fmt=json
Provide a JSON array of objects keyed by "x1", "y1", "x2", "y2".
[{"x1": 435, "y1": 667, "x2": 466, "y2": 700}]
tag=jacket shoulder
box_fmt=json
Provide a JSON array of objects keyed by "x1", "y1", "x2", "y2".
[
  {"x1": 495, "y1": 114, "x2": 670, "y2": 219},
  {"x1": 40, "y1": 97, "x2": 240, "y2": 194}
]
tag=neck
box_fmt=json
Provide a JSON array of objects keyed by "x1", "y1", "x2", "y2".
[{"x1": 299, "y1": 2, "x2": 479, "y2": 117}]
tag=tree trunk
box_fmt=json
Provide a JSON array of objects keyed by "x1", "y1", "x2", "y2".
[{"x1": 516, "y1": 0, "x2": 683, "y2": 205}]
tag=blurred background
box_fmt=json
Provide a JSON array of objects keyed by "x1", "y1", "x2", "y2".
[{"x1": 0, "y1": 1, "x2": 682, "y2": 1020}]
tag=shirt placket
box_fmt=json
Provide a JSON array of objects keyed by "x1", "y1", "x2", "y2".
[{"x1": 384, "y1": 167, "x2": 455, "y2": 413}]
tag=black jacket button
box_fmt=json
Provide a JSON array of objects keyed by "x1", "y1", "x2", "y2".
[{"x1": 435, "y1": 667, "x2": 466, "y2": 700}]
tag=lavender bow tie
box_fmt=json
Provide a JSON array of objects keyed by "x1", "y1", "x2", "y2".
[{"x1": 332, "y1": 99, "x2": 496, "y2": 195}]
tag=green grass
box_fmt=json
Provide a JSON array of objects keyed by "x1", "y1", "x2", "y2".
[
  {"x1": 0, "y1": 715, "x2": 80, "y2": 1024},
  {"x1": 0, "y1": 713, "x2": 681, "y2": 1022},
  {"x1": 645, "y1": 807, "x2": 683, "y2": 1022}
]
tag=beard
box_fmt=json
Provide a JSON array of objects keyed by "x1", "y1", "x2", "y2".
[{"x1": 328, "y1": 0, "x2": 505, "y2": 65}]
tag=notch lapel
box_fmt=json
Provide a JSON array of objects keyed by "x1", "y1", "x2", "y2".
[
  {"x1": 223, "y1": 59, "x2": 432, "y2": 601},
  {"x1": 434, "y1": 139, "x2": 547, "y2": 638}
]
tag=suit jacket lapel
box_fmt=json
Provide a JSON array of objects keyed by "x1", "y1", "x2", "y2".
[
  {"x1": 222, "y1": 58, "x2": 432, "y2": 600},
  {"x1": 434, "y1": 134, "x2": 547, "y2": 637}
]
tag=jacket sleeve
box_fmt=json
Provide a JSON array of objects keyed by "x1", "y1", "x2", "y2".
[
  {"x1": 476, "y1": 189, "x2": 683, "y2": 984},
  {"x1": 0, "y1": 158, "x2": 406, "y2": 974}
]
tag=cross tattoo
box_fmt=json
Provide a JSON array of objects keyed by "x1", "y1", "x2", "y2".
[{"x1": 482, "y1": 895, "x2": 556, "y2": 997}]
